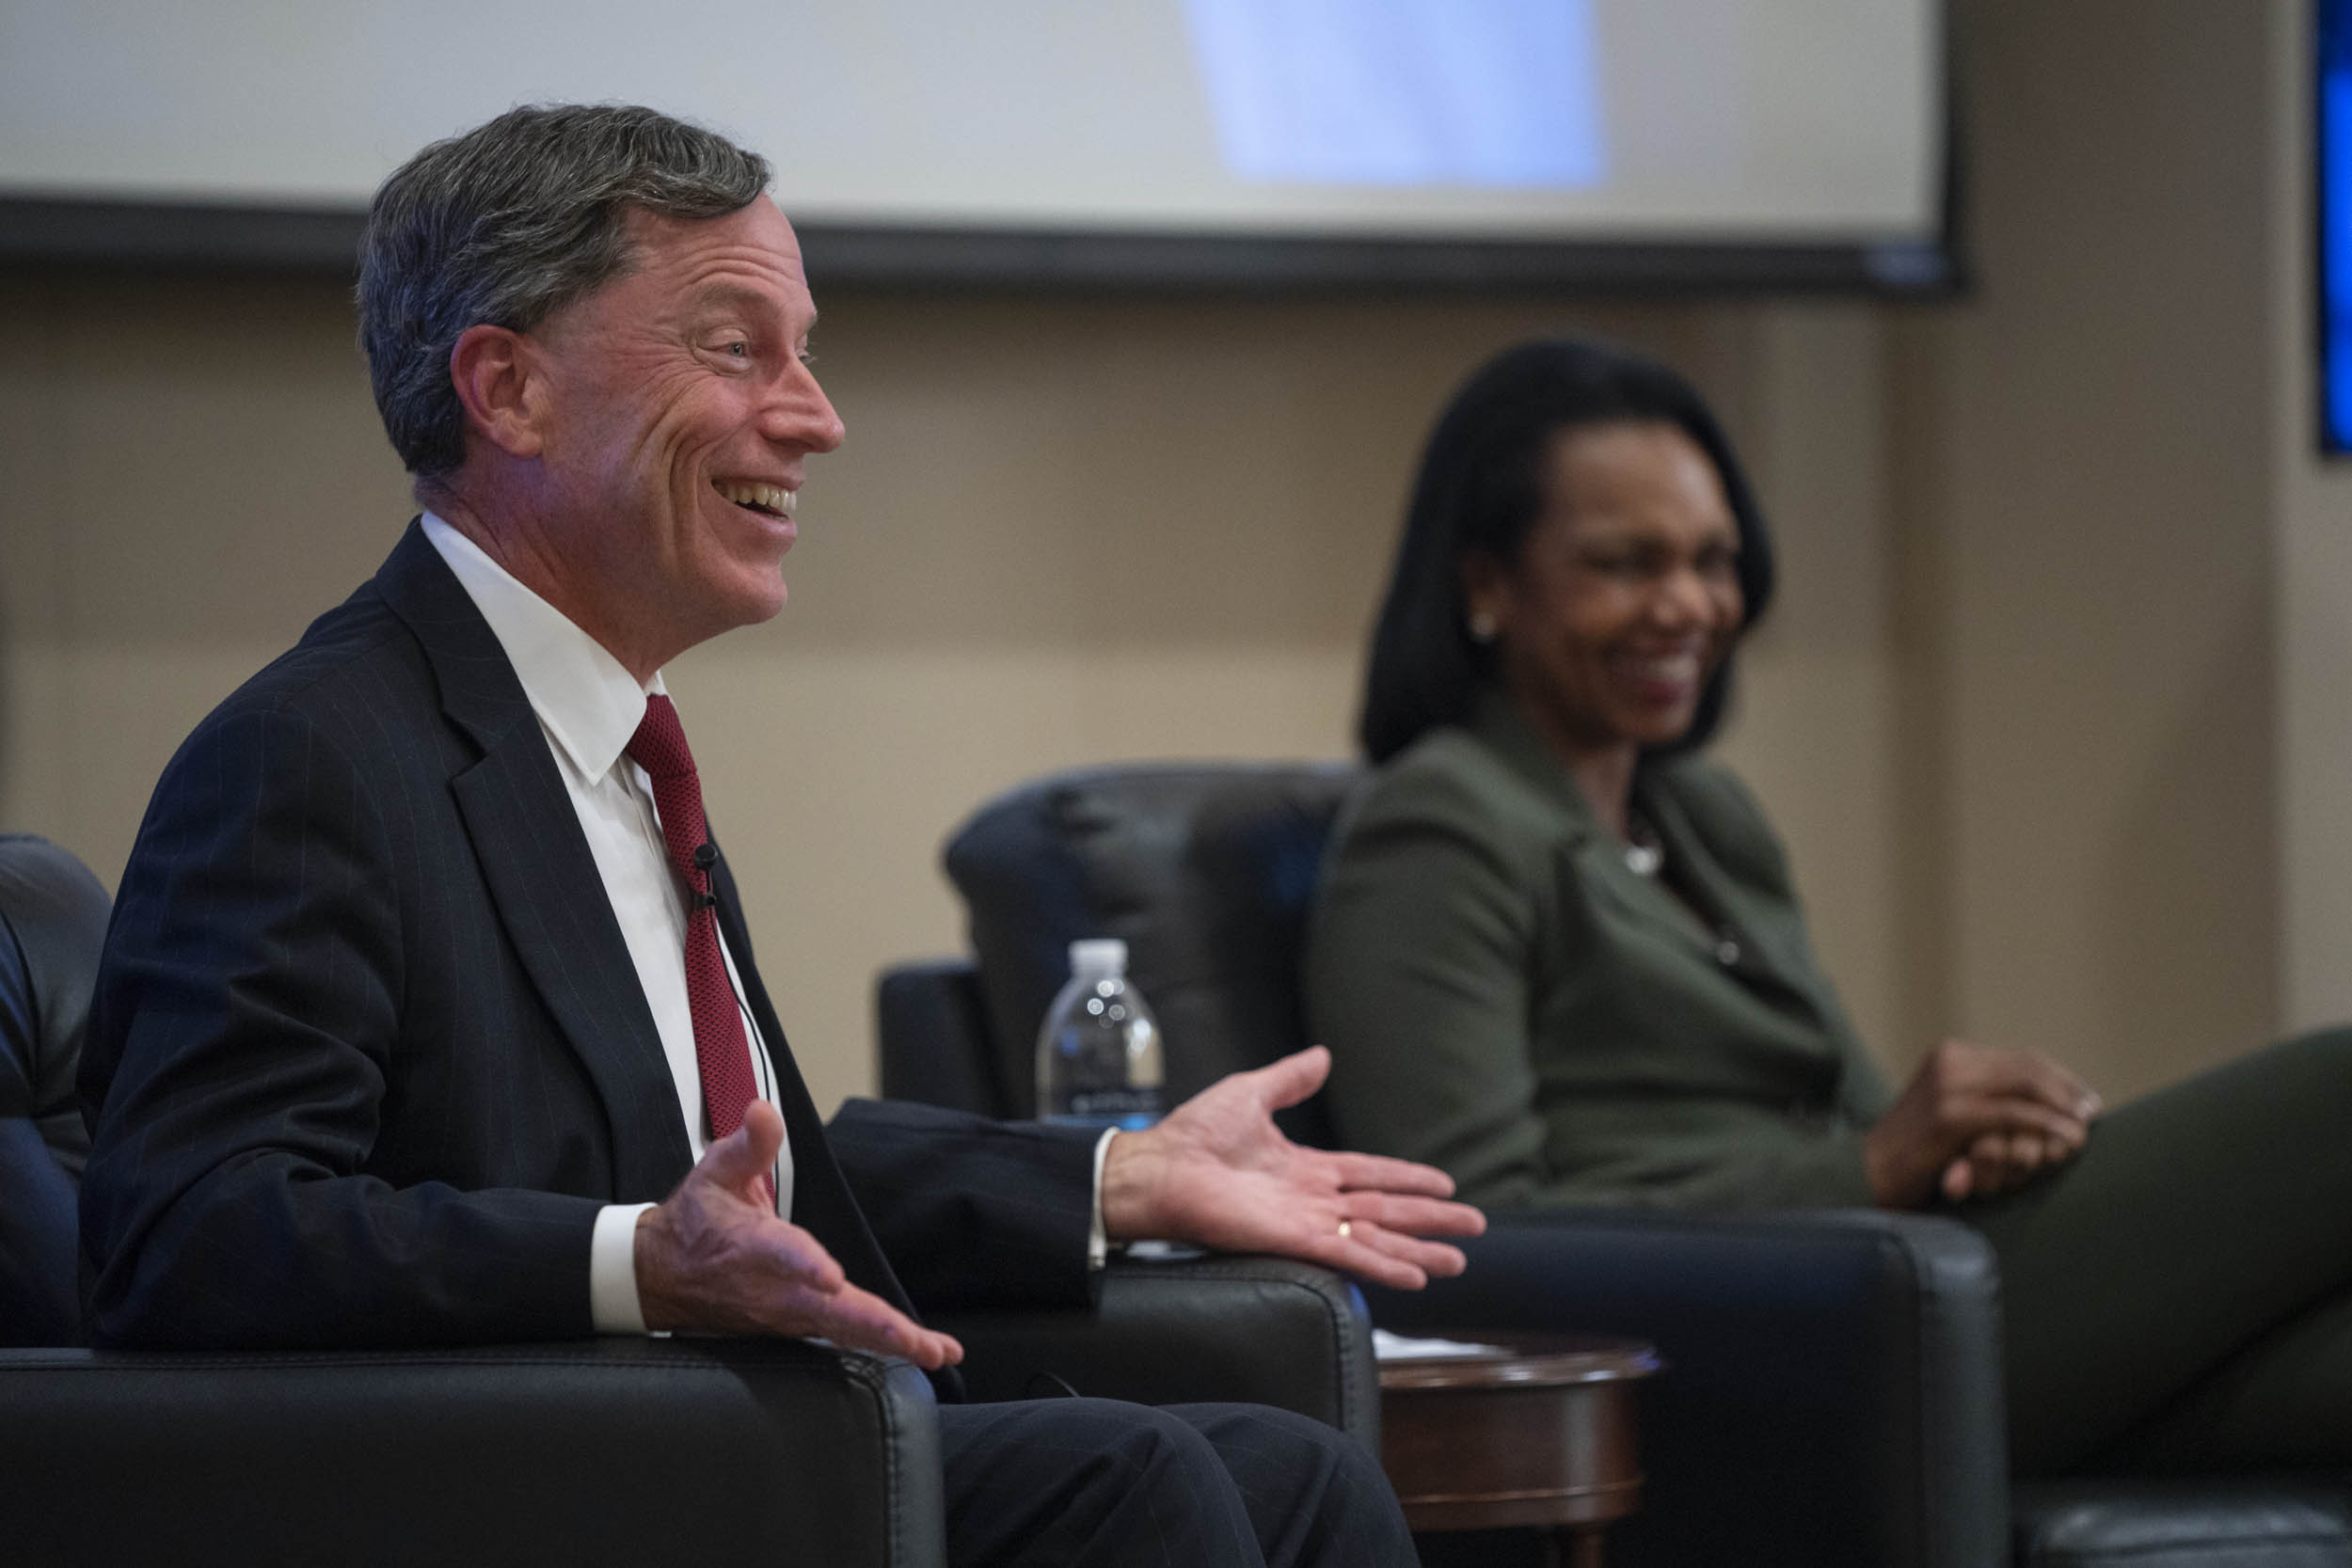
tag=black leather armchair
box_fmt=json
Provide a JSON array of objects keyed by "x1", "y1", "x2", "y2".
[
  {"x1": 4, "y1": 1338, "x2": 946, "y2": 1568},
  {"x1": 0, "y1": 832, "x2": 947, "y2": 1567},
  {"x1": 0, "y1": 832, "x2": 1375, "y2": 1567},
  {"x1": 0, "y1": 833, "x2": 104, "y2": 1347},
  {"x1": 879, "y1": 763, "x2": 2352, "y2": 1568},
  {"x1": 936, "y1": 1252, "x2": 1380, "y2": 1449}
]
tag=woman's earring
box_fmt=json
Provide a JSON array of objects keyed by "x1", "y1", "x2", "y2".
[{"x1": 1467, "y1": 609, "x2": 1499, "y2": 644}]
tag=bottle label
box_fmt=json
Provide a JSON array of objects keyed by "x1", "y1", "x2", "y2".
[
  {"x1": 1042, "y1": 1112, "x2": 1161, "y2": 1131},
  {"x1": 1064, "y1": 1088, "x2": 1161, "y2": 1124}
]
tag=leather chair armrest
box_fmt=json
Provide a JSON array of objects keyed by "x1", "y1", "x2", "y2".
[
  {"x1": 931, "y1": 1253, "x2": 1382, "y2": 1451},
  {"x1": 0, "y1": 1338, "x2": 945, "y2": 1568},
  {"x1": 2010, "y1": 1475, "x2": 2352, "y2": 1567},
  {"x1": 0, "y1": 1118, "x2": 78, "y2": 1348},
  {"x1": 877, "y1": 958, "x2": 1009, "y2": 1119},
  {"x1": 1363, "y1": 1209, "x2": 2009, "y2": 1568}
]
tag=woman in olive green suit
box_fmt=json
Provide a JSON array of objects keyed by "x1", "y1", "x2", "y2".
[{"x1": 1305, "y1": 337, "x2": 2352, "y2": 1476}]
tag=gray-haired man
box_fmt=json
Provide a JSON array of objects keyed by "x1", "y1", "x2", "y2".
[{"x1": 80, "y1": 103, "x2": 1481, "y2": 1565}]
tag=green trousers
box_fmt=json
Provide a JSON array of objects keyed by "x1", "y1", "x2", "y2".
[{"x1": 1963, "y1": 1026, "x2": 2352, "y2": 1474}]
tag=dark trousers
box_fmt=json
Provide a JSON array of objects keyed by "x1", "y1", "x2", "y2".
[
  {"x1": 937, "y1": 1397, "x2": 1417, "y2": 1568},
  {"x1": 1967, "y1": 1026, "x2": 2352, "y2": 1474}
]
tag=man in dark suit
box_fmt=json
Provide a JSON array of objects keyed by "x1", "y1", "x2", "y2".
[{"x1": 79, "y1": 103, "x2": 1482, "y2": 1566}]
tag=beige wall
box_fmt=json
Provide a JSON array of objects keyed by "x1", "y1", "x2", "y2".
[
  {"x1": 0, "y1": 0, "x2": 2328, "y2": 1116},
  {"x1": 0, "y1": 274, "x2": 1905, "y2": 1115},
  {"x1": 1883, "y1": 0, "x2": 2283, "y2": 1098}
]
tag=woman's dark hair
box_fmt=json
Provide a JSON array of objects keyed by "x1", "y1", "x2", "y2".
[{"x1": 1357, "y1": 336, "x2": 1776, "y2": 764}]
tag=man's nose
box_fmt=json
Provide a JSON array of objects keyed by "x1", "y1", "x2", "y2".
[{"x1": 763, "y1": 360, "x2": 845, "y2": 453}]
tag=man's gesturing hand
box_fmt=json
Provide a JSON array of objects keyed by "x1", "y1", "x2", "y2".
[
  {"x1": 1101, "y1": 1046, "x2": 1486, "y2": 1291},
  {"x1": 633, "y1": 1101, "x2": 963, "y2": 1370}
]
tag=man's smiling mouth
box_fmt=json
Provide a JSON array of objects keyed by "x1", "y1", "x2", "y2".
[{"x1": 714, "y1": 480, "x2": 797, "y2": 517}]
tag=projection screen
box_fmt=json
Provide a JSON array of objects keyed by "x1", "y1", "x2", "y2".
[{"x1": 0, "y1": 0, "x2": 1954, "y2": 291}]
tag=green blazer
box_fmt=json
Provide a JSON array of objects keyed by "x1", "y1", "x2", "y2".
[{"x1": 1305, "y1": 691, "x2": 1894, "y2": 1211}]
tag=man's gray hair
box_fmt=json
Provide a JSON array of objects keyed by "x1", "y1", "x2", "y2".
[{"x1": 358, "y1": 103, "x2": 771, "y2": 479}]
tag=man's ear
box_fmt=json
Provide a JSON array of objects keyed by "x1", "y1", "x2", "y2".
[{"x1": 448, "y1": 324, "x2": 548, "y2": 460}]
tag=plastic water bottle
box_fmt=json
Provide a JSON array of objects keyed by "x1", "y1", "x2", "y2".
[{"x1": 1036, "y1": 938, "x2": 1164, "y2": 1129}]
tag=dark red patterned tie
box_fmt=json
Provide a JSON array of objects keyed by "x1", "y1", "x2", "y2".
[{"x1": 627, "y1": 694, "x2": 759, "y2": 1147}]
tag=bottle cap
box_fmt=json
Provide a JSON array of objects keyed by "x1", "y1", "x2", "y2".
[{"x1": 1069, "y1": 938, "x2": 1127, "y2": 978}]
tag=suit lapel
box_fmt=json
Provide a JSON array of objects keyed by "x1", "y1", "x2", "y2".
[
  {"x1": 375, "y1": 523, "x2": 694, "y2": 1201},
  {"x1": 1639, "y1": 782, "x2": 1843, "y2": 1029},
  {"x1": 707, "y1": 851, "x2": 915, "y2": 1319},
  {"x1": 708, "y1": 852, "x2": 962, "y2": 1399},
  {"x1": 1467, "y1": 691, "x2": 1714, "y2": 958},
  {"x1": 1573, "y1": 831, "x2": 1718, "y2": 956},
  {"x1": 1466, "y1": 689, "x2": 1830, "y2": 1007}
]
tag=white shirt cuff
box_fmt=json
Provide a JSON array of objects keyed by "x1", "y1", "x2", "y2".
[
  {"x1": 1089, "y1": 1128, "x2": 1118, "y2": 1270},
  {"x1": 590, "y1": 1201, "x2": 658, "y2": 1334}
]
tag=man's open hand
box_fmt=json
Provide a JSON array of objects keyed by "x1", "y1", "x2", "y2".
[
  {"x1": 1101, "y1": 1046, "x2": 1486, "y2": 1290},
  {"x1": 633, "y1": 1101, "x2": 963, "y2": 1370}
]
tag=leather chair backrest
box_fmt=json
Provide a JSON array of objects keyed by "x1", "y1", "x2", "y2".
[
  {"x1": 0, "y1": 836, "x2": 107, "y2": 1174},
  {"x1": 944, "y1": 762, "x2": 1359, "y2": 1139},
  {"x1": 0, "y1": 834, "x2": 111, "y2": 1345}
]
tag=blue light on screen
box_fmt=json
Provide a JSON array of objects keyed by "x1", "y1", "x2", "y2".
[
  {"x1": 2323, "y1": 0, "x2": 2352, "y2": 450},
  {"x1": 1182, "y1": 0, "x2": 1607, "y2": 189}
]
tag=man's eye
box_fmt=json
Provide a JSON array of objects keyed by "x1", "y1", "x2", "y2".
[{"x1": 726, "y1": 341, "x2": 750, "y2": 358}]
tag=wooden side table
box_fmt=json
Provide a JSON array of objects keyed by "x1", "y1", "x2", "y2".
[{"x1": 1377, "y1": 1335, "x2": 1661, "y2": 1568}]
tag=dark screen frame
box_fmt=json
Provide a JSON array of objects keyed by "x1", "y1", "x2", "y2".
[{"x1": 0, "y1": 192, "x2": 1961, "y2": 295}]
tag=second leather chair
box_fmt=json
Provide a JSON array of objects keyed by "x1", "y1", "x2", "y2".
[{"x1": 879, "y1": 761, "x2": 2352, "y2": 1568}]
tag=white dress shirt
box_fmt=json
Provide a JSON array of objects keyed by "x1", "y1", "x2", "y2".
[{"x1": 422, "y1": 514, "x2": 787, "y2": 1333}]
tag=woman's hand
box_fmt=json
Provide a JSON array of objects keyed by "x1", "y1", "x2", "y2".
[{"x1": 1863, "y1": 1039, "x2": 2101, "y2": 1208}]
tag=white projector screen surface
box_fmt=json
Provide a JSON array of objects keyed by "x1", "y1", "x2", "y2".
[{"x1": 0, "y1": 0, "x2": 1940, "y2": 245}]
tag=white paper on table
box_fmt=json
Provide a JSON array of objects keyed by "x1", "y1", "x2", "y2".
[{"x1": 1372, "y1": 1328, "x2": 1514, "y2": 1360}]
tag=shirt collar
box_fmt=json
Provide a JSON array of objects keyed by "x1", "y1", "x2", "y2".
[{"x1": 420, "y1": 512, "x2": 660, "y2": 783}]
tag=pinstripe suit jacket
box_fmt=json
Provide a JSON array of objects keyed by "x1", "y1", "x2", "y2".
[{"x1": 78, "y1": 522, "x2": 1098, "y2": 1349}]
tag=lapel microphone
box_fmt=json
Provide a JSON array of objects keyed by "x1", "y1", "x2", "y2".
[{"x1": 691, "y1": 840, "x2": 719, "y2": 911}]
